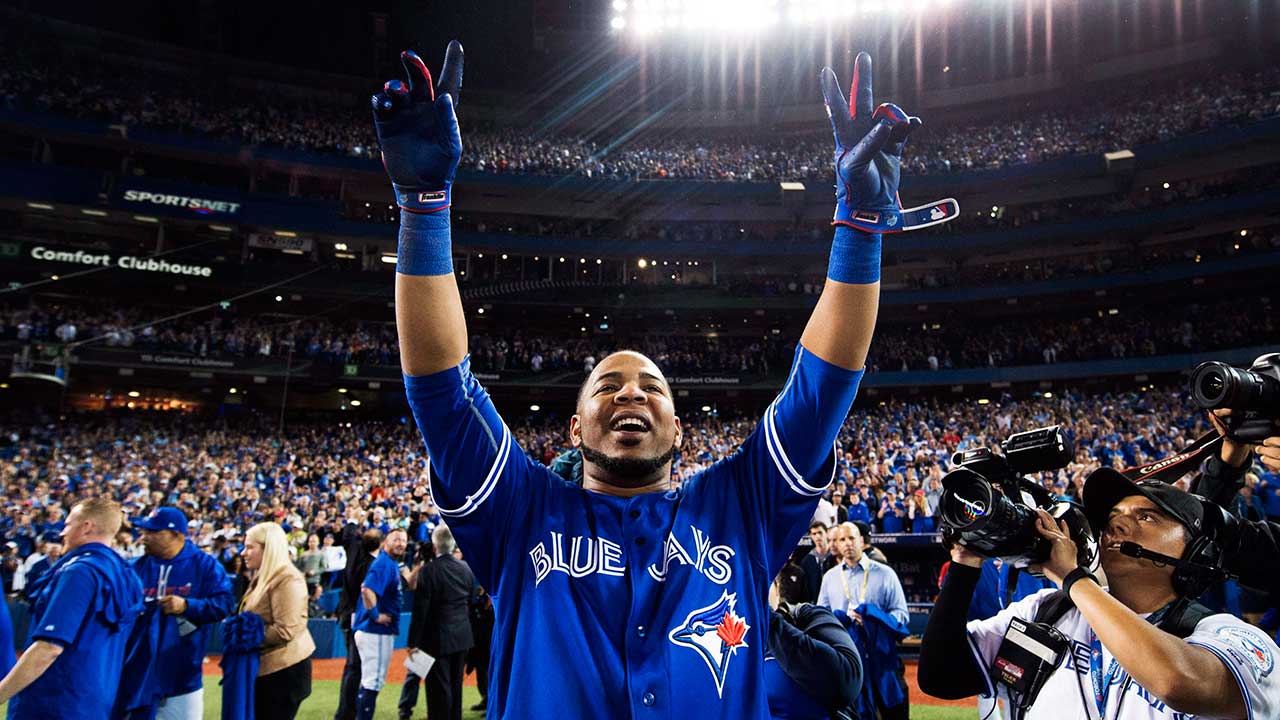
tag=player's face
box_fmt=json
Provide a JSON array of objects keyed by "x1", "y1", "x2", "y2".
[
  {"x1": 385, "y1": 530, "x2": 408, "y2": 558},
  {"x1": 1099, "y1": 495, "x2": 1188, "y2": 579},
  {"x1": 571, "y1": 351, "x2": 682, "y2": 483},
  {"x1": 61, "y1": 506, "x2": 92, "y2": 551},
  {"x1": 141, "y1": 528, "x2": 179, "y2": 556}
]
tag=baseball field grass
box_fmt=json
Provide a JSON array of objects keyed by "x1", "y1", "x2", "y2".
[{"x1": 197, "y1": 675, "x2": 976, "y2": 719}]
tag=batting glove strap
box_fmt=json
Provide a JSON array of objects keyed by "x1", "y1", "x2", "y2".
[{"x1": 393, "y1": 184, "x2": 451, "y2": 214}]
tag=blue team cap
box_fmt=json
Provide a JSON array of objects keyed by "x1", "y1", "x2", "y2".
[{"x1": 133, "y1": 506, "x2": 188, "y2": 535}]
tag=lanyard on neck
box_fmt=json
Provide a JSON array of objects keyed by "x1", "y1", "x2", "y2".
[
  {"x1": 840, "y1": 556, "x2": 870, "y2": 605},
  {"x1": 1087, "y1": 603, "x2": 1172, "y2": 718}
]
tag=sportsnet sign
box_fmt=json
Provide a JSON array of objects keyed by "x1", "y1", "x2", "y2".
[{"x1": 120, "y1": 189, "x2": 242, "y2": 215}]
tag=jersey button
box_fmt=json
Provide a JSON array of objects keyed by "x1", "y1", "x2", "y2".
[
  {"x1": 636, "y1": 625, "x2": 646, "y2": 637},
  {"x1": 635, "y1": 537, "x2": 646, "y2": 546},
  {"x1": 642, "y1": 691, "x2": 656, "y2": 706},
  {"x1": 629, "y1": 509, "x2": 641, "y2": 519}
]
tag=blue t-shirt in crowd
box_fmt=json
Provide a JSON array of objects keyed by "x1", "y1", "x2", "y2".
[
  {"x1": 846, "y1": 502, "x2": 871, "y2": 526},
  {"x1": 879, "y1": 501, "x2": 906, "y2": 533},
  {"x1": 1258, "y1": 474, "x2": 1280, "y2": 519},
  {"x1": 353, "y1": 551, "x2": 401, "y2": 635}
]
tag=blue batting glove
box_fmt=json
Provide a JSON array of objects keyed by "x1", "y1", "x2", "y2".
[
  {"x1": 821, "y1": 53, "x2": 922, "y2": 233},
  {"x1": 372, "y1": 42, "x2": 464, "y2": 214}
]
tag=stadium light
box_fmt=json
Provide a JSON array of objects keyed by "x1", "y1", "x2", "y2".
[
  {"x1": 530, "y1": 404, "x2": 541, "y2": 412},
  {"x1": 26, "y1": 202, "x2": 54, "y2": 210},
  {"x1": 638, "y1": 258, "x2": 649, "y2": 268},
  {"x1": 617, "y1": 0, "x2": 943, "y2": 37},
  {"x1": 334, "y1": 242, "x2": 349, "y2": 251},
  {"x1": 350, "y1": 400, "x2": 362, "y2": 407}
]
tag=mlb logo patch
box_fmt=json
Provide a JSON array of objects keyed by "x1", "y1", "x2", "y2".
[{"x1": 668, "y1": 590, "x2": 750, "y2": 698}]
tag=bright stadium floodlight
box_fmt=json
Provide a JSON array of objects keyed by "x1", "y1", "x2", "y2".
[{"x1": 616, "y1": 0, "x2": 942, "y2": 36}]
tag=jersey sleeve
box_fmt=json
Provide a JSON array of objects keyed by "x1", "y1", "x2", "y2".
[
  {"x1": 404, "y1": 356, "x2": 550, "y2": 589},
  {"x1": 30, "y1": 563, "x2": 97, "y2": 648},
  {"x1": 963, "y1": 588, "x2": 1056, "y2": 699},
  {"x1": 714, "y1": 344, "x2": 865, "y2": 573},
  {"x1": 361, "y1": 556, "x2": 392, "y2": 598},
  {"x1": 1185, "y1": 613, "x2": 1280, "y2": 720}
]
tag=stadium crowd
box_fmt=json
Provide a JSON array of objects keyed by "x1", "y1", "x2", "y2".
[
  {"x1": 5, "y1": 294, "x2": 1273, "y2": 375},
  {"x1": 2, "y1": 383, "x2": 1277, "y2": 604},
  {"x1": 2, "y1": 25, "x2": 1278, "y2": 182}
]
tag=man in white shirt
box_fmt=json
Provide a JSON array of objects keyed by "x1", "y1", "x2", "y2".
[
  {"x1": 920, "y1": 470, "x2": 1278, "y2": 720},
  {"x1": 812, "y1": 496, "x2": 838, "y2": 530}
]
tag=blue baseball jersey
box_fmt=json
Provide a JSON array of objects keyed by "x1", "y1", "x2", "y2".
[
  {"x1": 353, "y1": 551, "x2": 402, "y2": 635},
  {"x1": 405, "y1": 344, "x2": 864, "y2": 719}
]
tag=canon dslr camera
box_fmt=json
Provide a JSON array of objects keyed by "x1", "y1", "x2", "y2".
[
  {"x1": 1190, "y1": 352, "x2": 1280, "y2": 442},
  {"x1": 939, "y1": 425, "x2": 1097, "y2": 569}
]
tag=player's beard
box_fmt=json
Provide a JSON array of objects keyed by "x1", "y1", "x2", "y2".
[{"x1": 578, "y1": 438, "x2": 677, "y2": 487}]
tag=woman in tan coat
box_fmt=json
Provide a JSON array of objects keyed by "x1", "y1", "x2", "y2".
[{"x1": 240, "y1": 522, "x2": 316, "y2": 719}]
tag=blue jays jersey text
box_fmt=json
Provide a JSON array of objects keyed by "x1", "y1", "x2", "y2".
[{"x1": 405, "y1": 345, "x2": 864, "y2": 719}]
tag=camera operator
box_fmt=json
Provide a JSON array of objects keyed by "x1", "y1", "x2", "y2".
[
  {"x1": 919, "y1": 471, "x2": 1278, "y2": 719},
  {"x1": 765, "y1": 562, "x2": 862, "y2": 720},
  {"x1": 1191, "y1": 410, "x2": 1280, "y2": 596}
]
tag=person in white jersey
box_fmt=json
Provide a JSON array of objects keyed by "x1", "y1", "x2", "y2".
[{"x1": 919, "y1": 468, "x2": 1277, "y2": 720}]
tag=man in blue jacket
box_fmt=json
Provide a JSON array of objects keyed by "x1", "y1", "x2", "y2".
[
  {"x1": 130, "y1": 506, "x2": 235, "y2": 720},
  {"x1": 0, "y1": 497, "x2": 143, "y2": 719}
]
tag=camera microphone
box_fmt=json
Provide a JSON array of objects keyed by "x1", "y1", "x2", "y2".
[
  {"x1": 1117, "y1": 541, "x2": 1182, "y2": 567},
  {"x1": 1117, "y1": 541, "x2": 1239, "y2": 583}
]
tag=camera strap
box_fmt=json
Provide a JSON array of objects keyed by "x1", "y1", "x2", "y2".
[{"x1": 1116, "y1": 430, "x2": 1222, "y2": 484}]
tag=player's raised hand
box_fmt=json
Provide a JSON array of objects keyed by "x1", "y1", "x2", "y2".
[
  {"x1": 820, "y1": 53, "x2": 927, "y2": 234},
  {"x1": 372, "y1": 41, "x2": 464, "y2": 214}
]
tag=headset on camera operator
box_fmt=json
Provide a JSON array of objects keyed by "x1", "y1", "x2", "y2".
[{"x1": 918, "y1": 425, "x2": 1279, "y2": 720}]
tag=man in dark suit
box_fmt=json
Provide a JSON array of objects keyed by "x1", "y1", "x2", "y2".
[
  {"x1": 406, "y1": 525, "x2": 475, "y2": 720},
  {"x1": 334, "y1": 527, "x2": 382, "y2": 720}
]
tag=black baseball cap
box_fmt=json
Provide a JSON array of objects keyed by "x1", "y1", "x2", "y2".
[{"x1": 1082, "y1": 468, "x2": 1206, "y2": 539}]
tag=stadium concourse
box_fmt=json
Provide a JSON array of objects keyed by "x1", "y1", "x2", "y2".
[{"x1": 2, "y1": 0, "x2": 1280, "y2": 718}]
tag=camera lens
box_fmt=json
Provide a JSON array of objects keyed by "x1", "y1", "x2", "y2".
[
  {"x1": 939, "y1": 468, "x2": 994, "y2": 531},
  {"x1": 1197, "y1": 371, "x2": 1226, "y2": 404},
  {"x1": 1190, "y1": 361, "x2": 1237, "y2": 409}
]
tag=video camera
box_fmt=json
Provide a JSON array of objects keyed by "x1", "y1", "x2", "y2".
[
  {"x1": 1189, "y1": 352, "x2": 1280, "y2": 442},
  {"x1": 938, "y1": 426, "x2": 1097, "y2": 570}
]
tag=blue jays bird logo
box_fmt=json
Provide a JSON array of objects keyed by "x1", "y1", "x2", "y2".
[{"x1": 668, "y1": 590, "x2": 750, "y2": 698}]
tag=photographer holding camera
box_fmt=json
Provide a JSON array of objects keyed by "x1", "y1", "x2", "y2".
[
  {"x1": 920, "y1": 466, "x2": 1278, "y2": 719},
  {"x1": 1186, "y1": 353, "x2": 1280, "y2": 597}
]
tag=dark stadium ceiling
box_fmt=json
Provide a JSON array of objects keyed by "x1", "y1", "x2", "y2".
[{"x1": 5, "y1": 0, "x2": 1275, "y2": 108}]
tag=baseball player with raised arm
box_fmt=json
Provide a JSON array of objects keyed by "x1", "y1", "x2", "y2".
[{"x1": 371, "y1": 43, "x2": 956, "y2": 718}]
